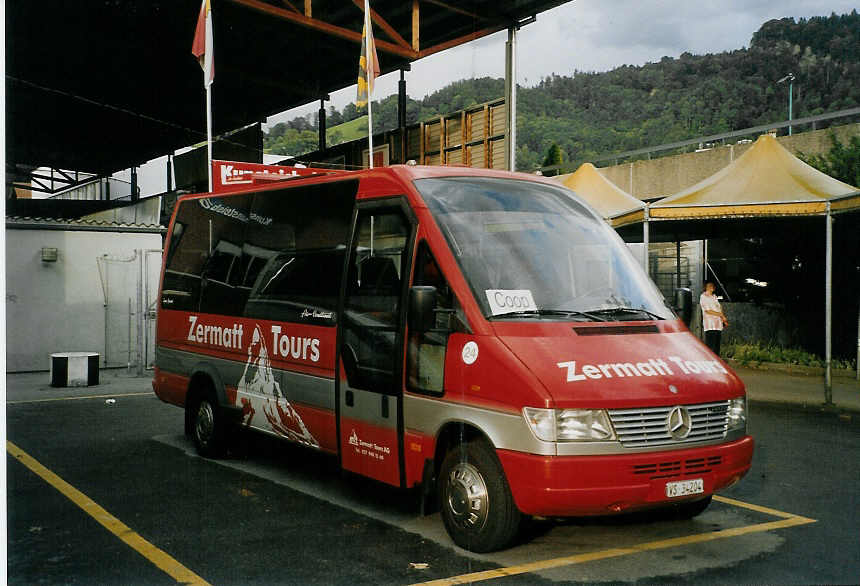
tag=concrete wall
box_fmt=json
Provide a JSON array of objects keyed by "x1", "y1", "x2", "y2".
[
  {"x1": 5, "y1": 229, "x2": 162, "y2": 372},
  {"x1": 599, "y1": 123, "x2": 860, "y2": 199}
]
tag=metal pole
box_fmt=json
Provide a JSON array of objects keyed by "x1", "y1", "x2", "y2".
[
  {"x1": 103, "y1": 257, "x2": 109, "y2": 367},
  {"x1": 127, "y1": 297, "x2": 132, "y2": 372},
  {"x1": 130, "y1": 166, "x2": 138, "y2": 201},
  {"x1": 642, "y1": 206, "x2": 649, "y2": 272},
  {"x1": 788, "y1": 79, "x2": 793, "y2": 136},
  {"x1": 398, "y1": 69, "x2": 407, "y2": 163},
  {"x1": 166, "y1": 154, "x2": 173, "y2": 192},
  {"x1": 144, "y1": 252, "x2": 150, "y2": 370},
  {"x1": 318, "y1": 98, "x2": 326, "y2": 154},
  {"x1": 137, "y1": 250, "x2": 145, "y2": 376},
  {"x1": 206, "y1": 84, "x2": 213, "y2": 191},
  {"x1": 505, "y1": 26, "x2": 517, "y2": 172},
  {"x1": 676, "y1": 239, "x2": 682, "y2": 289},
  {"x1": 365, "y1": 0, "x2": 374, "y2": 169},
  {"x1": 856, "y1": 296, "x2": 859, "y2": 381},
  {"x1": 825, "y1": 208, "x2": 833, "y2": 404}
]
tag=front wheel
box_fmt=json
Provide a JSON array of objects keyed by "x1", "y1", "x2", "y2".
[{"x1": 439, "y1": 440, "x2": 521, "y2": 552}]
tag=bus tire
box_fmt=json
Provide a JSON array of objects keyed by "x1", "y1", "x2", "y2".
[
  {"x1": 439, "y1": 439, "x2": 521, "y2": 552},
  {"x1": 190, "y1": 391, "x2": 225, "y2": 458}
]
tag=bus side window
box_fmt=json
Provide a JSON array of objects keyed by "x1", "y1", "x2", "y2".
[
  {"x1": 407, "y1": 241, "x2": 469, "y2": 395},
  {"x1": 161, "y1": 203, "x2": 208, "y2": 312},
  {"x1": 243, "y1": 182, "x2": 354, "y2": 324},
  {"x1": 342, "y1": 210, "x2": 411, "y2": 393},
  {"x1": 197, "y1": 194, "x2": 254, "y2": 316}
]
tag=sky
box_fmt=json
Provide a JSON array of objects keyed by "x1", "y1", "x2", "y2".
[{"x1": 266, "y1": 0, "x2": 859, "y2": 126}]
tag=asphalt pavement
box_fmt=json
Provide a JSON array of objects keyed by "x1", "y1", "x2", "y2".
[{"x1": 5, "y1": 365, "x2": 860, "y2": 584}]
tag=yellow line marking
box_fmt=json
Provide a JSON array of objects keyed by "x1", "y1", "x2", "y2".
[
  {"x1": 712, "y1": 495, "x2": 814, "y2": 521},
  {"x1": 7, "y1": 440, "x2": 210, "y2": 586},
  {"x1": 7, "y1": 392, "x2": 153, "y2": 405},
  {"x1": 413, "y1": 498, "x2": 817, "y2": 586}
]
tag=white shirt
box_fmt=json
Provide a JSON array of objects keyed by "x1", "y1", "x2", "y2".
[{"x1": 700, "y1": 292, "x2": 723, "y2": 332}]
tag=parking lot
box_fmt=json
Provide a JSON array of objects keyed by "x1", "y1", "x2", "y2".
[{"x1": 7, "y1": 369, "x2": 860, "y2": 585}]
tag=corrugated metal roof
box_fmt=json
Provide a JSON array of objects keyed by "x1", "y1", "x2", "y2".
[{"x1": 5, "y1": 216, "x2": 166, "y2": 233}]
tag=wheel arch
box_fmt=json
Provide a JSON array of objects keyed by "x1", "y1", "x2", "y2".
[
  {"x1": 433, "y1": 420, "x2": 497, "y2": 481},
  {"x1": 184, "y1": 363, "x2": 227, "y2": 435}
]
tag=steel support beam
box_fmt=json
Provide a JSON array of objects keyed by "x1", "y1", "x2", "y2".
[
  {"x1": 825, "y1": 207, "x2": 833, "y2": 404},
  {"x1": 643, "y1": 207, "x2": 650, "y2": 272},
  {"x1": 505, "y1": 25, "x2": 517, "y2": 171},
  {"x1": 352, "y1": 0, "x2": 411, "y2": 50},
  {"x1": 230, "y1": 0, "x2": 504, "y2": 62},
  {"x1": 398, "y1": 68, "x2": 408, "y2": 163},
  {"x1": 229, "y1": 0, "x2": 417, "y2": 59},
  {"x1": 412, "y1": 0, "x2": 419, "y2": 51},
  {"x1": 318, "y1": 98, "x2": 326, "y2": 153}
]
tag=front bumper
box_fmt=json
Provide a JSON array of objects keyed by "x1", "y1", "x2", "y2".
[{"x1": 497, "y1": 436, "x2": 754, "y2": 517}]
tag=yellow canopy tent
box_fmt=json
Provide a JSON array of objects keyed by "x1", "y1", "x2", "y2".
[
  {"x1": 650, "y1": 133, "x2": 860, "y2": 219},
  {"x1": 647, "y1": 133, "x2": 860, "y2": 398},
  {"x1": 557, "y1": 163, "x2": 645, "y2": 226},
  {"x1": 556, "y1": 163, "x2": 650, "y2": 268}
]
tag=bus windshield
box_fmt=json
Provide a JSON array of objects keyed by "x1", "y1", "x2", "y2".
[{"x1": 415, "y1": 177, "x2": 673, "y2": 322}]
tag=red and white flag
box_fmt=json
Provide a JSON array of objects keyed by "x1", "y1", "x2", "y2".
[{"x1": 192, "y1": 0, "x2": 214, "y2": 87}]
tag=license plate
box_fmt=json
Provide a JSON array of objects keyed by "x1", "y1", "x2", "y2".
[{"x1": 665, "y1": 478, "x2": 704, "y2": 498}]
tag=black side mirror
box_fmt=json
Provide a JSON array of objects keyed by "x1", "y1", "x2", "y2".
[{"x1": 409, "y1": 286, "x2": 437, "y2": 333}]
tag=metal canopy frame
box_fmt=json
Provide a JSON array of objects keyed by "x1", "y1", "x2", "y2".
[
  {"x1": 6, "y1": 0, "x2": 570, "y2": 177},
  {"x1": 6, "y1": 164, "x2": 104, "y2": 196}
]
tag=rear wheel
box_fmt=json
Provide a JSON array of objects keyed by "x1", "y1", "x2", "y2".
[
  {"x1": 190, "y1": 392, "x2": 225, "y2": 458},
  {"x1": 439, "y1": 440, "x2": 521, "y2": 552}
]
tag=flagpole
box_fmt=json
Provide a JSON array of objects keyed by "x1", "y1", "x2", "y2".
[
  {"x1": 365, "y1": 0, "x2": 374, "y2": 169},
  {"x1": 206, "y1": 83, "x2": 213, "y2": 191},
  {"x1": 193, "y1": 0, "x2": 215, "y2": 191}
]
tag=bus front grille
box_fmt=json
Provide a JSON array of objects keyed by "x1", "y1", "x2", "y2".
[{"x1": 608, "y1": 401, "x2": 730, "y2": 448}]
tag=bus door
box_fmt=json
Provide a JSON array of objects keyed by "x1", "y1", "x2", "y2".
[{"x1": 338, "y1": 202, "x2": 414, "y2": 486}]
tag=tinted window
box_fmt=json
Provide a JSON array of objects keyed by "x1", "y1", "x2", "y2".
[
  {"x1": 162, "y1": 195, "x2": 250, "y2": 312},
  {"x1": 244, "y1": 181, "x2": 356, "y2": 324},
  {"x1": 342, "y1": 208, "x2": 412, "y2": 393},
  {"x1": 197, "y1": 195, "x2": 254, "y2": 316},
  {"x1": 407, "y1": 241, "x2": 469, "y2": 395},
  {"x1": 162, "y1": 182, "x2": 356, "y2": 319}
]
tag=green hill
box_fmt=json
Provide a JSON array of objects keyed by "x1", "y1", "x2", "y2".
[
  {"x1": 265, "y1": 11, "x2": 860, "y2": 167},
  {"x1": 327, "y1": 115, "x2": 368, "y2": 145}
]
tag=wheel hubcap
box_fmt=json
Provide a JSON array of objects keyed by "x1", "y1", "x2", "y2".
[
  {"x1": 446, "y1": 461, "x2": 489, "y2": 532},
  {"x1": 195, "y1": 401, "x2": 214, "y2": 446}
]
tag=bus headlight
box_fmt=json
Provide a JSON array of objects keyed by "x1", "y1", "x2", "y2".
[
  {"x1": 523, "y1": 408, "x2": 616, "y2": 442},
  {"x1": 728, "y1": 397, "x2": 746, "y2": 430},
  {"x1": 523, "y1": 408, "x2": 556, "y2": 442}
]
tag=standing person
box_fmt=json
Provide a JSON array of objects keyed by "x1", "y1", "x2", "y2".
[{"x1": 700, "y1": 281, "x2": 728, "y2": 356}]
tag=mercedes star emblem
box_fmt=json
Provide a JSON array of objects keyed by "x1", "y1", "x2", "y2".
[{"x1": 667, "y1": 406, "x2": 692, "y2": 440}]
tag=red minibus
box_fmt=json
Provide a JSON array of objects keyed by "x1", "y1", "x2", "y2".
[{"x1": 154, "y1": 161, "x2": 753, "y2": 552}]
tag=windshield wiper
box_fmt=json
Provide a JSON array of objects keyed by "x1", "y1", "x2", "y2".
[
  {"x1": 583, "y1": 307, "x2": 664, "y2": 321},
  {"x1": 491, "y1": 309, "x2": 602, "y2": 321}
]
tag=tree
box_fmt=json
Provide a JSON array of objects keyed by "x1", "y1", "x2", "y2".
[
  {"x1": 799, "y1": 133, "x2": 860, "y2": 187},
  {"x1": 541, "y1": 142, "x2": 564, "y2": 175},
  {"x1": 342, "y1": 102, "x2": 360, "y2": 122},
  {"x1": 328, "y1": 105, "x2": 344, "y2": 126}
]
